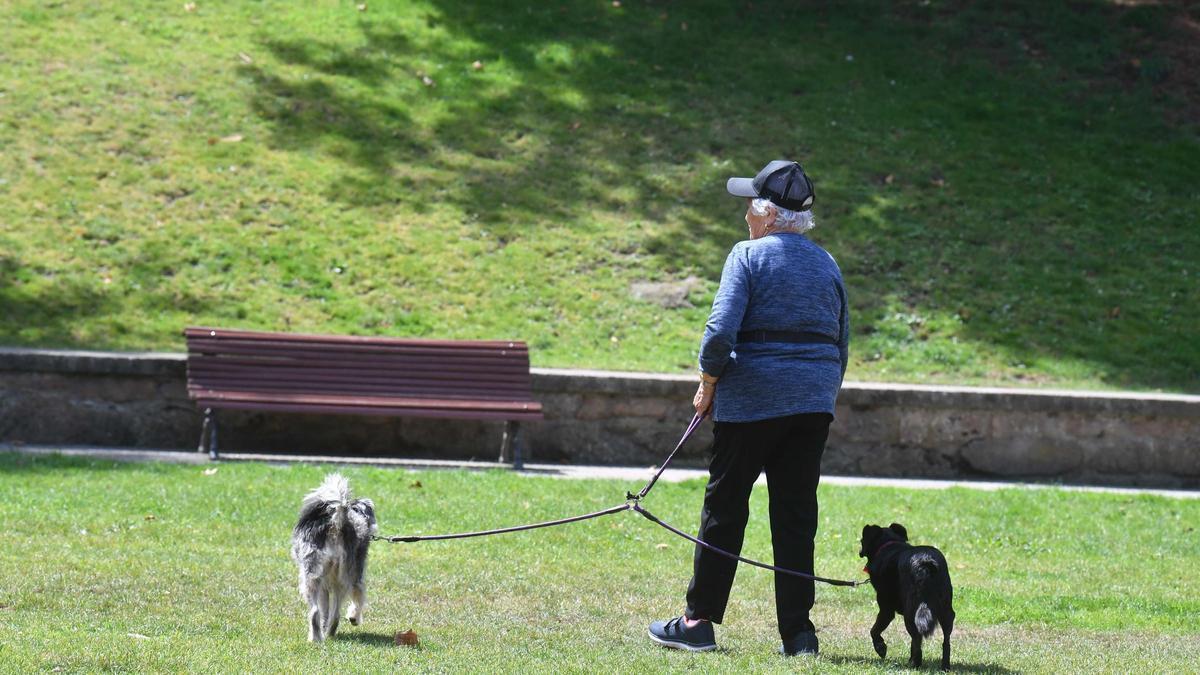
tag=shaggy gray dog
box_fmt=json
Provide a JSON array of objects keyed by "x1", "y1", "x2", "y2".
[{"x1": 290, "y1": 473, "x2": 377, "y2": 642}]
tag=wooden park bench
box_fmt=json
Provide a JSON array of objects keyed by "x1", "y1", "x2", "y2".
[{"x1": 183, "y1": 327, "x2": 543, "y2": 467}]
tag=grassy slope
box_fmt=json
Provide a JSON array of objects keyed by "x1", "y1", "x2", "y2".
[
  {"x1": 1, "y1": 1, "x2": 1197, "y2": 391},
  {"x1": 1, "y1": 454, "x2": 1198, "y2": 672}
]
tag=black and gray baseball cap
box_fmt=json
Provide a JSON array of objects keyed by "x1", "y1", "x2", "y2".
[{"x1": 726, "y1": 160, "x2": 815, "y2": 211}]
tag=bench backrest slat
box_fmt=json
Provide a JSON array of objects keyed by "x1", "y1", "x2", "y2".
[
  {"x1": 195, "y1": 399, "x2": 540, "y2": 421},
  {"x1": 190, "y1": 378, "x2": 534, "y2": 400},
  {"x1": 189, "y1": 363, "x2": 532, "y2": 386},
  {"x1": 188, "y1": 353, "x2": 532, "y2": 374},
  {"x1": 186, "y1": 327, "x2": 522, "y2": 349},
  {"x1": 186, "y1": 339, "x2": 529, "y2": 360},
  {"x1": 203, "y1": 390, "x2": 538, "y2": 410}
]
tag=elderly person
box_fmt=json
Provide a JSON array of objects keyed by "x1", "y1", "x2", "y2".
[{"x1": 647, "y1": 160, "x2": 849, "y2": 656}]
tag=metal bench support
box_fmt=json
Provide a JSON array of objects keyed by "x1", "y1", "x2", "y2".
[
  {"x1": 197, "y1": 408, "x2": 211, "y2": 455},
  {"x1": 198, "y1": 408, "x2": 220, "y2": 461},
  {"x1": 499, "y1": 420, "x2": 524, "y2": 470},
  {"x1": 208, "y1": 411, "x2": 219, "y2": 461}
]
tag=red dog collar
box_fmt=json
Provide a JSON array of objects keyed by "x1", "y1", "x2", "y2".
[{"x1": 864, "y1": 540, "x2": 905, "y2": 573}]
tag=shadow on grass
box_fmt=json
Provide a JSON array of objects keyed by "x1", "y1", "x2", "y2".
[
  {"x1": 238, "y1": 0, "x2": 1199, "y2": 391},
  {"x1": 0, "y1": 254, "x2": 122, "y2": 348},
  {"x1": 823, "y1": 653, "x2": 1020, "y2": 674},
  {"x1": 335, "y1": 631, "x2": 402, "y2": 648}
]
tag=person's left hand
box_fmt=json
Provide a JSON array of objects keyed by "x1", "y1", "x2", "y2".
[{"x1": 693, "y1": 380, "x2": 715, "y2": 416}]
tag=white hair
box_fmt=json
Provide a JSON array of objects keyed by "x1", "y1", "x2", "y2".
[{"x1": 750, "y1": 198, "x2": 815, "y2": 233}]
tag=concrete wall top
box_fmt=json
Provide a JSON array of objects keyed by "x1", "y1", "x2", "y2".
[
  {"x1": 2, "y1": 346, "x2": 1196, "y2": 418},
  {"x1": 0, "y1": 346, "x2": 186, "y2": 377}
]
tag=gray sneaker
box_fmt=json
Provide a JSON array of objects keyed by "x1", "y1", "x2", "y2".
[
  {"x1": 647, "y1": 616, "x2": 717, "y2": 652},
  {"x1": 781, "y1": 630, "x2": 819, "y2": 656}
]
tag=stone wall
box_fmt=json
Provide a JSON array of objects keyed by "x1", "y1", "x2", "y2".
[{"x1": 1, "y1": 347, "x2": 1197, "y2": 487}]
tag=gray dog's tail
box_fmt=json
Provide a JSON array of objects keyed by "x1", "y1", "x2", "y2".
[{"x1": 300, "y1": 473, "x2": 352, "y2": 527}]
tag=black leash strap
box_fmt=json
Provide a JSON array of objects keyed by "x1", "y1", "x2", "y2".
[
  {"x1": 374, "y1": 503, "x2": 632, "y2": 543},
  {"x1": 631, "y1": 503, "x2": 868, "y2": 587},
  {"x1": 628, "y1": 411, "x2": 706, "y2": 502},
  {"x1": 372, "y1": 413, "x2": 867, "y2": 588}
]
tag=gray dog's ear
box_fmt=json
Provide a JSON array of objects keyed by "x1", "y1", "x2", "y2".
[
  {"x1": 888, "y1": 523, "x2": 908, "y2": 540},
  {"x1": 353, "y1": 498, "x2": 376, "y2": 520}
]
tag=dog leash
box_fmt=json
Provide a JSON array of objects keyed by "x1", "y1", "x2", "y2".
[
  {"x1": 373, "y1": 503, "x2": 632, "y2": 543},
  {"x1": 627, "y1": 411, "x2": 707, "y2": 501},
  {"x1": 370, "y1": 413, "x2": 706, "y2": 544},
  {"x1": 372, "y1": 412, "x2": 868, "y2": 587},
  {"x1": 631, "y1": 503, "x2": 867, "y2": 587}
]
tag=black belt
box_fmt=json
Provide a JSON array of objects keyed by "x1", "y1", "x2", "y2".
[{"x1": 737, "y1": 330, "x2": 838, "y2": 345}]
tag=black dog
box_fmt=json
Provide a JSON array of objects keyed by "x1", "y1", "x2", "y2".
[{"x1": 860, "y1": 523, "x2": 955, "y2": 669}]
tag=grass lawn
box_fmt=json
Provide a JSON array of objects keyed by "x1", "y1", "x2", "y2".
[
  {"x1": 1, "y1": 1, "x2": 1198, "y2": 393},
  {"x1": 1, "y1": 453, "x2": 1197, "y2": 673}
]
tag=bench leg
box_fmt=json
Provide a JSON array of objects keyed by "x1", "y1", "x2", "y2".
[
  {"x1": 499, "y1": 421, "x2": 514, "y2": 465},
  {"x1": 499, "y1": 421, "x2": 523, "y2": 470},
  {"x1": 197, "y1": 408, "x2": 212, "y2": 454},
  {"x1": 208, "y1": 410, "x2": 220, "y2": 461},
  {"x1": 512, "y1": 422, "x2": 524, "y2": 471}
]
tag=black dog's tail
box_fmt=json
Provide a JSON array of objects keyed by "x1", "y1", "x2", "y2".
[
  {"x1": 912, "y1": 555, "x2": 943, "y2": 637},
  {"x1": 914, "y1": 602, "x2": 935, "y2": 637}
]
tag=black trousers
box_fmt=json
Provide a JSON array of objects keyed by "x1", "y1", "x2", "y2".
[{"x1": 683, "y1": 412, "x2": 830, "y2": 640}]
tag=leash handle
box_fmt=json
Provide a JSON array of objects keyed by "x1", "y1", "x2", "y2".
[{"x1": 631, "y1": 411, "x2": 707, "y2": 501}]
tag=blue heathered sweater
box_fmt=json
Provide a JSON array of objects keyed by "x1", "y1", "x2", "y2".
[{"x1": 699, "y1": 232, "x2": 849, "y2": 422}]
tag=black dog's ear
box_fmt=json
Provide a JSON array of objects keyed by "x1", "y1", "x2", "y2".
[
  {"x1": 859, "y1": 525, "x2": 880, "y2": 557},
  {"x1": 888, "y1": 523, "x2": 908, "y2": 541}
]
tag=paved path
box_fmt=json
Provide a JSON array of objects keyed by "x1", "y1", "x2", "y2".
[{"x1": 4, "y1": 443, "x2": 1198, "y2": 500}]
